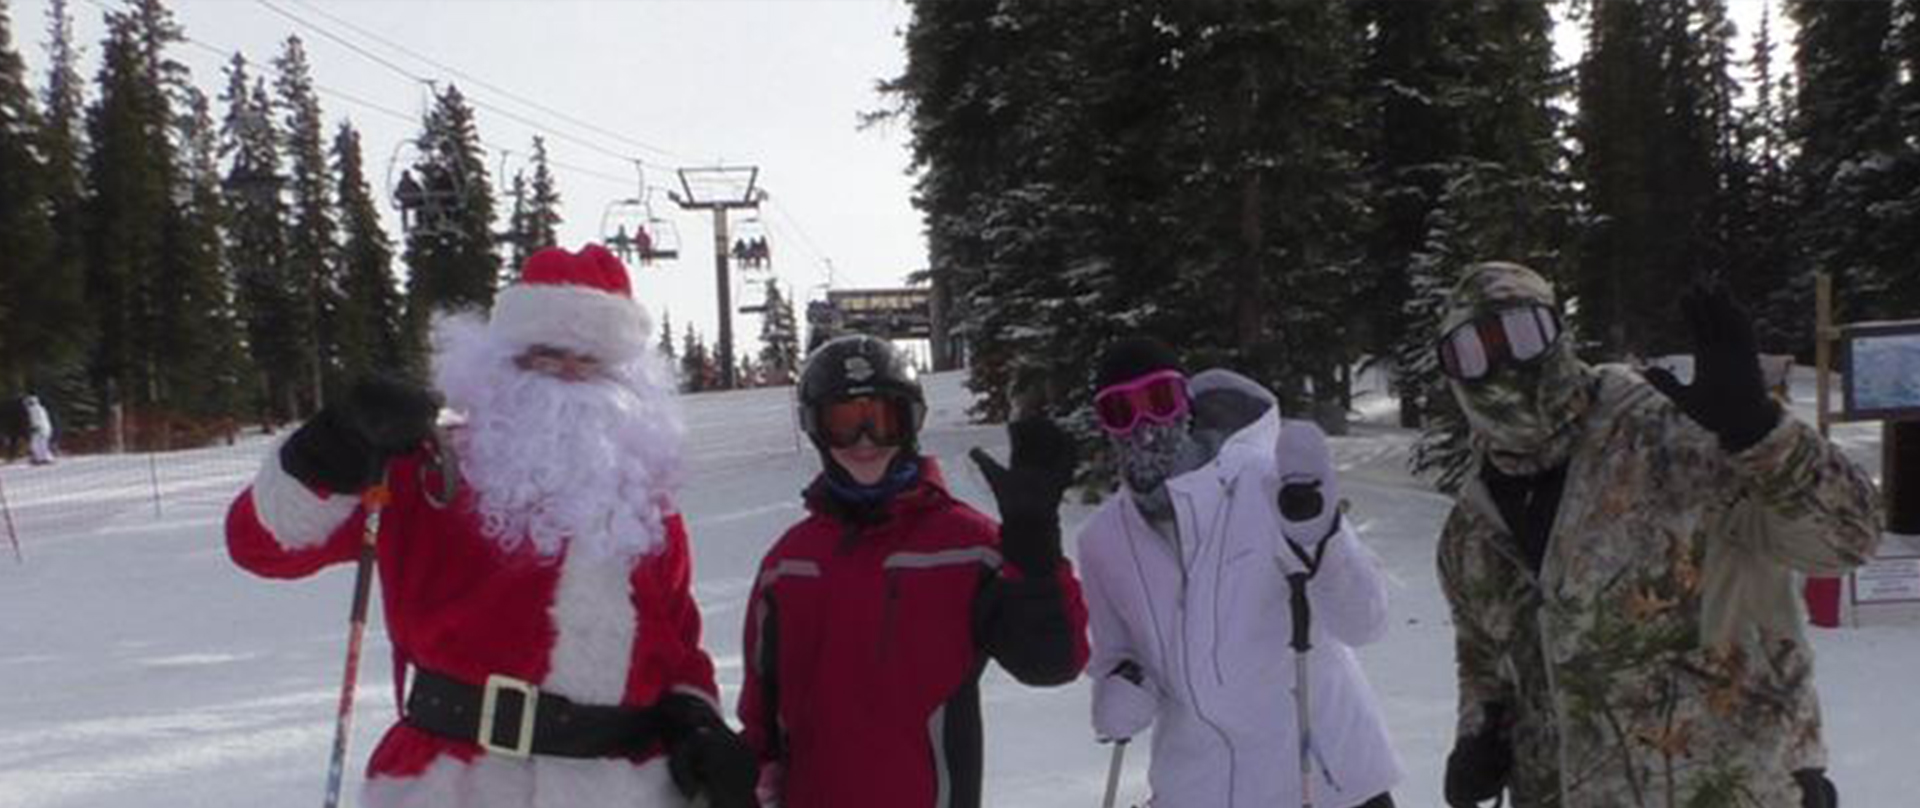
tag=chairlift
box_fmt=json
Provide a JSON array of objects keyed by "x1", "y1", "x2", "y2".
[
  {"x1": 731, "y1": 215, "x2": 772, "y2": 271},
  {"x1": 387, "y1": 137, "x2": 466, "y2": 238},
  {"x1": 600, "y1": 166, "x2": 681, "y2": 266}
]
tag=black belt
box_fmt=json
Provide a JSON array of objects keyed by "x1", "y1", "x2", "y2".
[{"x1": 404, "y1": 668, "x2": 669, "y2": 758}]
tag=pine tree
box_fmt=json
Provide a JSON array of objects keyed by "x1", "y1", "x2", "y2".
[
  {"x1": 1727, "y1": 5, "x2": 1803, "y2": 352},
  {"x1": 1870, "y1": 0, "x2": 1919, "y2": 317},
  {"x1": 156, "y1": 85, "x2": 247, "y2": 426},
  {"x1": 1788, "y1": 0, "x2": 1899, "y2": 324},
  {"x1": 756, "y1": 281, "x2": 800, "y2": 385},
  {"x1": 0, "y1": 0, "x2": 57, "y2": 395},
  {"x1": 331, "y1": 122, "x2": 404, "y2": 383},
  {"x1": 26, "y1": 0, "x2": 92, "y2": 415},
  {"x1": 503, "y1": 171, "x2": 532, "y2": 275},
  {"x1": 657, "y1": 309, "x2": 677, "y2": 364},
  {"x1": 83, "y1": 0, "x2": 186, "y2": 431},
  {"x1": 221, "y1": 55, "x2": 299, "y2": 423},
  {"x1": 680, "y1": 323, "x2": 710, "y2": 393},
  {"x1": 274, "y1": 35, "x2": 338, "y2": 411},
  {"x1": 525, "y1": 136, "x2": 560, "y2": 252},
  {"x1": 401, "y1": 85, "x2": 499, "y2": 366},
  {"x1": 1573, "y1": 0, "x2": 1740, "y2": 357}
]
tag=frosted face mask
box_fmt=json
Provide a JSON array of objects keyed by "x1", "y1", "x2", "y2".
[{"x1": 1113, "y1": 418, "x2": 1197, "y2": 496}]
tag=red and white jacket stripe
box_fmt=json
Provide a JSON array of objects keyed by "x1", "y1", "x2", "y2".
[{"x1": 226, "y1": 442, "x2": 715, "y2": 808}]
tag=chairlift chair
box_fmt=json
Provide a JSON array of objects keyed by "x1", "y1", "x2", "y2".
[{"x1": 388, "y1": 138, "x2": 466, "y2": 238}]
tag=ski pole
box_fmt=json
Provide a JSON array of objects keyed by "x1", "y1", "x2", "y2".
[
  {"x1": 1288, "y1": 570, "x2": 1315, "y2": 808},
  {"x1": 1100, "y1": 738, "x2": 1129, "y2": 808},
  {"x1": 322, "y1": 477, "x2": 390, "y2": 808}
]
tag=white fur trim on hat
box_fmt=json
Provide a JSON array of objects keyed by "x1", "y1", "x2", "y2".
[{"x1": 489, "y1": 283, "x2": 652, "y2": 364}]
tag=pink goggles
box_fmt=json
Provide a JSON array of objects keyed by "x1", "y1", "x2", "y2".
[{"x1": 1094, "y1": 370, "x2": 1190, "y2": 435}]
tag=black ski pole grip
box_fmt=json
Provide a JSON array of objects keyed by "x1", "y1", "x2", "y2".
[{"x1": 1287, "y1": 572, "x2": 1312, "y2": 652}]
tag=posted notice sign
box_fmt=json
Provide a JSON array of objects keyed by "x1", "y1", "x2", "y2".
[{"x1": 1851, "y1": 555, "x2": 1920, "y2": 604}]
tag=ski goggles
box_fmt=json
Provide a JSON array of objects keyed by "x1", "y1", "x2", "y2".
[
  {"x1": 1436, "y1": 304, "x2": 1563, "y2": 382},
  {"x1": 1093, "y1": 370, "x2": 1190, "y2": 436},
  {"x1": 813, "y1": 395, "x2": 919, "y2": 449}
]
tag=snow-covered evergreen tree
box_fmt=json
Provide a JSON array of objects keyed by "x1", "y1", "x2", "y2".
[
  {"x1": 756, "y1": 281, "x2": 800, "y2": 385},
  {"x1": 401, "y1": 85, "x2": 499, "y2": 366},
  {"x1": 0, "y1": 0, "x2": 56, "y2": 393},
  {"x1": 273, "y1": 36, "x2": 338, "y2": 411},
  {"x1": 220, "y1": 55, "x2": 299, "y2": 422},
  {"x1": 331, "y1": 121, "x2": 404, "y2": 384}
]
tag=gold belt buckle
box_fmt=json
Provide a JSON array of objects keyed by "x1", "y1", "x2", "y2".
[{"x1": 477, "y1": 673, "x2": 538, "y2": 757}]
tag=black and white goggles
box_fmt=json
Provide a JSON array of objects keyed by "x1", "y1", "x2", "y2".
[{"x1": 1436, "y1": 304, "x2": 1564, "y2": 382}]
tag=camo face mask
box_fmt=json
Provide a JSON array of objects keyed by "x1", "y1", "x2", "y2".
[{"x1": 1440, "y1": 262, "x2": 1597, "y2": 475}]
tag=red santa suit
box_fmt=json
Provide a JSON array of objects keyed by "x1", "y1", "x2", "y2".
[{"x1": 227, "y1": 245, "x2": 710, "y2": 808}]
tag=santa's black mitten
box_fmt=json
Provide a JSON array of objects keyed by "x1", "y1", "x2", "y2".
[{"x1": 280, "y1": 376, "x2": 438, "y2": 493}]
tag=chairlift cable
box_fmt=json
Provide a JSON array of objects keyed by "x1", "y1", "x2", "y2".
[
  {"x1": 255, "y1": 0, "x2": 656, "y2": 173},
  {"x1": 281, "y1": 0, "x2": 688, "y2": 165}
]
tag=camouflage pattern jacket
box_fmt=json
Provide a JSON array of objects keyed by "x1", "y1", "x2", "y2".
[{"x1": 1438, "y1": 365, "x2": 1882, "y2": 808}]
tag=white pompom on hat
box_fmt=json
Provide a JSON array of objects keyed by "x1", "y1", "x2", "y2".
[{"x1": 489, "y1": 244, "x2": 652, "y2": 364}]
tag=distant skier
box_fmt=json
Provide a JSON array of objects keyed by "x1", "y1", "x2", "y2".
[
  {"x1": 226, "y1": 245, "x2": 757, "y2": 808},
  {"x1": 737, "y1": 334, "x2": 1089, "y2": 808},
  {"x1": 1073, "y1": 336, "x2": 1403, "y2": 808},
  {"x1": 24, "y1": 395, "x2": 54, "y2": 465},
  {"x1": 1433, "y1": 262, "x2": 1880, "y2": 808}
]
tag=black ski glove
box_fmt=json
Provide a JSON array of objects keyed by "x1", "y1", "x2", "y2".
[
  {"x1": 1643, "y1": 284, "x2": 1781, "y2": 453},
  {"x1": 969, "y1": 416, "x2": 1079, "y2": 577},
  {"x1": 1794, "y1": 768, "x2": 1838, "y2": 808},
  {"x1": 280, "y1": 375, "x2": 440, "y2": 494},
  {"x1": 660, "y1": 693, "x2": 760, "y2": 808},
  {"x1": 1443, "y1": 703, "x2": 1512, "y2": 808}
]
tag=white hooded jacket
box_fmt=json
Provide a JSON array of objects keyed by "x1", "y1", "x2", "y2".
[{"x1": 1075, "y1": 370, "x2": 1401, "y2": 808}]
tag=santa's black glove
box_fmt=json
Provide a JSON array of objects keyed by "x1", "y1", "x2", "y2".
[
  {"x1": 1643, "y1": 284, "x2": 1781, "y2": 453},
  {"x1": 969, "y1": 417, "x2": 1078, "y2": 577},
  {"x1": 660, "y1": 693, "x2": 760, "y2": 808},
  {"x1": 1443, "y1": 703, "x2": 1512, "y2": 808},
  {"x1": 280, "y1": 375, "x2": 439, "y2": 494}
]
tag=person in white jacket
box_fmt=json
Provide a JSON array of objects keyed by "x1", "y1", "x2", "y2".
[
  {"x1": 23, "y1": 396, "x2": 54, "y2": 465},
  {"x1": 1074, "y1": 336, "x2": 1401, "y2": 808}
]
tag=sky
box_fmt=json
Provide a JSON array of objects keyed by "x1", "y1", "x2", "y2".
[{"x1": 13, "y1": 0, "x2": 926, "y2": 361}]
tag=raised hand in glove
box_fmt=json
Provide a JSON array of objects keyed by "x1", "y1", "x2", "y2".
[
  {"x1": 280, "y1": 375, "x2": 440, "y2": 494},
  {"x1": 1643, "y1": 284, "x2": 1781, "y2": 453},
  {"x1": 969, "y1": 416, "x2": 1079, "y2": 577},
  {"x1": 1274, "y1": 419, "x2": 1341, "y2": 552},
  {"x1": 1444, "y1": 703, "x2": 1513, "y2": 808},
  {"x1": 661, "y1": 693, "x2": 761, "y2": 808}
]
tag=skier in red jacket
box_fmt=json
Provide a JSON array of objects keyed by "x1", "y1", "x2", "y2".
[{"x1": 738, "y1": 334, "x2": 1090, "y2": 808}]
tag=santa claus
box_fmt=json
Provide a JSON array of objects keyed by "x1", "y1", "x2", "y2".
[{"x1": 227, "y1": 245, "x2": 757, "y2": 808}]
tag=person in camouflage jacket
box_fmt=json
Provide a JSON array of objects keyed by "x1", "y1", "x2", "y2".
[{"x1": 1433, "y1": 262, "x2": 1882, "y2": 808}]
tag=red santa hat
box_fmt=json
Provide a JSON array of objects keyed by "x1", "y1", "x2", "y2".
[{"x1": 489, "y1": 244, "x2": 652, "y2": 364}]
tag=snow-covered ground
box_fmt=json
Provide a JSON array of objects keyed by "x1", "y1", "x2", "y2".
[{"x1": 1, "y1": 369, "x2": 1913, "y2": 808}]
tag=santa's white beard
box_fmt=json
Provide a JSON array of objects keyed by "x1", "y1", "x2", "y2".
[{"x1": 432, "y1": 314, "x2": 685, "y2": 563}]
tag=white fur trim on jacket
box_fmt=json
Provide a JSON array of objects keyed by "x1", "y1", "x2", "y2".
[
  {"x1": 489, "y1": 283, "x2": 651, "y2": 364},
  {"x1": 362, "y1": 752, "x2": 686, "y2": 808},
  {"x1": 250, "y1": 437, "x2": 358, "y2": 550},
  {"x1": 542, "y1": 544, "x2": 640, "y2": 705}
]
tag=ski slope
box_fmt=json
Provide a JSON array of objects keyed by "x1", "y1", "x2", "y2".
[{"x1": 1, "y1": 370, "x2": 1913, "y2": 807}]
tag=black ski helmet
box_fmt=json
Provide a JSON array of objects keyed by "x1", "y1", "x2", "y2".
[{"x1": 797, "y1": 334, "x2": 927, "y2": 449}]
